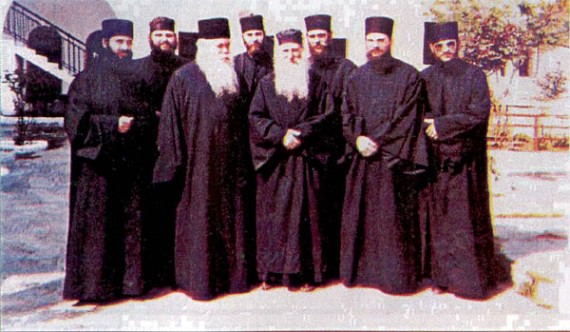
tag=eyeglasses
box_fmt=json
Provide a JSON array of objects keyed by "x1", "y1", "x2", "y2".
[{"x1": 432, "y1": 40, "x2": 457, "y2": 51}]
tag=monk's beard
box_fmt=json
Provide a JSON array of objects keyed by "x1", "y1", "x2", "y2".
[
  {"x1": 273, "y1": 56, "x2": 309, "y2": 101},
  {"x1": 195, "y1": 40, "x2": 238, "y2": 97}
]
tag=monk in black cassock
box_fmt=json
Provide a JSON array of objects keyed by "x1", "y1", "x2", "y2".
[
  {"x1": 304, "y1": 14, "x2": 356, "y2": 280},
  {"x1": 153, "y1": 18, "x2": 254, "y2": 300},
  {"x1": 234, "y1": 14, "x2": 273, "y2": 107},
  {"x1": 134, "y1": 16, "x2": 188, "y2": 290},
  {"x1": 64, "y1": 19, "x2": 152, "y2": 303},
  {"x1": 340, "y1": 17, "x2": 426, "y2": 294},
  {"x1": 231, "y1": 14, "x2": 273, "y2": 278},
  {"x1": 419, "y1": 22, "x2": 498, "y2": 299},
  {"x1": 250, "y1": 29, "x2": 330, "y2": 291}
]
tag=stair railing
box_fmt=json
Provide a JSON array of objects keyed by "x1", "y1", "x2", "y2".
[{"x1": 3, "y1": 1, "x2": 86, "y2": 75}]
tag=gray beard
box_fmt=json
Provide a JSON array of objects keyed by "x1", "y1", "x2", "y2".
[
  {"x1": 195, "y1": 45, "x2": 238, "y2": 96},
  {"x1": 273, "y1": 57, "x2": 309, "y2": 101}
]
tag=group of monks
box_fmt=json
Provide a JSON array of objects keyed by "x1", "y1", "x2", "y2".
[{"x1": 63, "y1": 13, "x2": 507, "y2": 305}]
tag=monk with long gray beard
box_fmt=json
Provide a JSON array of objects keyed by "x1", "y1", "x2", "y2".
[
  {"x1": 153, "y1": 18, "x2": 255, "y2": 300},
  {"x1": 249, "y1": 29, "x2": 331, "y2": 291}
]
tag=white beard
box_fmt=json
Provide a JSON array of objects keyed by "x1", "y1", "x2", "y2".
[
  {"x1": 195, "y1": 39, "x2": 238, "y2": 97},
  {"x1": 273, "y1": 56, "x2": 309, "y2": 101}
]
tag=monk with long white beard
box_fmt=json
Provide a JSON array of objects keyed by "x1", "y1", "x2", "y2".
[
  {"x1": 153, "y1": 17, "x2": 255, "y2": 300},
  {"x1": 249, "y1": 29, "x2": 331, "y2": 292},
  {"x1": 195, "y1": 38, "x2": 238, "y2": 96}
]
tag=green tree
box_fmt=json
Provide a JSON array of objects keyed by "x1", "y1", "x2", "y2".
[
  {"x1": 2, "y1": 69, "x2": 33, "y2": 145},
  {"x1": 518, "y1": 0, "x2": 570, "y2": 75}
]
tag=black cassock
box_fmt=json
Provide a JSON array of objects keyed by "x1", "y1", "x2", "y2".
[
  {"x1": 309, "y1": 54, "x2": 356, "y2": 279},
  {"x1": 153, "y1": 63, "x2": 254, "y2": 300},
  {"x1": 249, "y1": 73, "x2": 331, "y2": 284},
  {"x1": 340, "y1": 56, "x2": 425, "y2": 294},
  {"x1": 234, "y1": 51, "x2": 272, "y2": 106},
  {"x1": 64, "y1": 56, "x2": 154, "y2": 301},
  {"x1": 133, "y1": 50, "x2": 188, "y2": 288},
  {"x1": 420, "y1": 58, "x2": 497, "y2": 299}
]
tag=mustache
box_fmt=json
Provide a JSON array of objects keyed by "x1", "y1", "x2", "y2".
[
  {"x1": 247, "y1": 41, "x2": 263, "y2": 48},
  {"x1": 367, "y1": 47, "x2": 381, "y2": 55}
]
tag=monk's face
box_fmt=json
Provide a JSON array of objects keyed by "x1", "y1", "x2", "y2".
[
  {"x1": 104, "y1": 35, "x2": 133, "y2": 59},
  {"x1": 365, "y1": 32, "x2": 391, "y2": 59},
  {"x1": 242, "y1": 29, "x2": 265, "y2": 55},
  {"x1": 278, "y1": 42, "x2": 303, "y2": 64},
  {"x1": 307, "y1": 29, "x2": 331, "y2": 57},
  {"x1": 209, "y1": 38, "x2": 232, "y2": 64},
  {"x1": 430, "y1": 38, "x2": 458, "y2": 62},
  {"x1": 149, "y1": 29, "x2": 177, "y2": 53}
]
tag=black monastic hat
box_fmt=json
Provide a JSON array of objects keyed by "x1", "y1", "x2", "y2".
[
  {"x1": 276, "y1": 29, "x2": 303, "y2": 45},
  {"x1": 149, "y1": 16, "x2": 175, "y2": 32},
  {"x1": 240, "y1": 15, "x2": 264, "y2": 32},
  {"x1": 198, "y1": 18, "x2": 230, "y2": 39},
  {"x1": 365, "y1": 16, "x2": 394, "y2": 37},
  {"x1": 429, "y1": 21, "x2": 459, "y2": 43},
  {"x1": 304, "y1": 14, "x2": 332, "y2": 32},
  {"x1": 101, "y1": 19, "x2": 133, "y2": 39}
]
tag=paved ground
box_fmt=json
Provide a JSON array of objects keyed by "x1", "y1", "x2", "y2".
[{"x1": 1, "y1": 126, "x2": 569, "y2": 330}]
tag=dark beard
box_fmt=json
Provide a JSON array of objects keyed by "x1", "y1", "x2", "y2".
[
  {"x1": 439, "y1": 57, "x2": 464, "y2": 76},
  {"x1": 100, "y1": 47, "x2": 132, "y2": 61},
  {"x1": 246, "y1": 42, "x2": 263, "y2": 56},
  {"x1": 369, "y1": 53, "x2": 396, "y2": 74},
  {"x1": 150, "y1": 47, "x2": 176, "y2": 63},
  {"x1": 312, "y1": 47, "x2": 335, "y2": 64},
  {"x1": 251, "y1": 49, "x2": 272, "y2": 66}
]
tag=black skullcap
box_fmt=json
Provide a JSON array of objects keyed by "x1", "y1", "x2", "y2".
[
  {"x1": 365, "y1": 16, "x2": 393, "y2": 37},
  {"x1": 149, "y1": 17, "x2": 175, "y2": 32},
  {"x1": 101, "y1": 19, "x2": 133, "y2": 39},
  {"x1": 240, "y1": 15, "x2": 264, "y2": 33},
  {"x1": 86, "y1": 30, "x2": 104, "y2": 54},
  {"x1": 198, "y1": 18, "x2": 230, "y2": 39},
  {"x1": 304, "y1": 14, "x2": 331, "y2": 32},
  {"x1": 428, "y1": 21, "x2": 458, "y2": 43},
  {"x1": 276, "y1": 29, "x2": 303, "y2": 45},
  {"x1": 85, "y1": 30, "x2": 104, "y2": 67},
  {"x1": 178, "y1": 32, "x2": 199, "y2": 60}
]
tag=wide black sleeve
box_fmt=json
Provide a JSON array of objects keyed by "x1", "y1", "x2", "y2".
[
  {"x1": 153, "y1": 72, "x2": 187, "y2": 183},
  {"x1": 434, "y1": 69, "x2": 491, "y2": 141},
  {"x1": 64, "y1": 73, "x2": 119, "y2": 161},
  {"x1": 341, "y1": 75, "x2": 365, "y2": 149}
]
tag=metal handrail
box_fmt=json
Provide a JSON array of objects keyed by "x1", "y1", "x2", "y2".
[{"x1": 3, "y1": 1, "x2": 86, "y2": 75}]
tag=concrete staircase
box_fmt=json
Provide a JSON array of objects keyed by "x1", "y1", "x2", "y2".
[{"x1": 8, "y1": 40, "x2": 75, "y2": 93}]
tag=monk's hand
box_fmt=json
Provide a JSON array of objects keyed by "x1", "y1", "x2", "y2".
[
  {"x1": 424, "y1": 119, "x2": 439, "y2": 140},
  {"x1": 118, "y1": 116, "x2": 134, "y2": 133},
  {"x1": 283, "y1": 129, "x2": 302, "y2": 150},
  {"x1": 356, "y1": 136, "x2": 378, "y2": 157}
]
